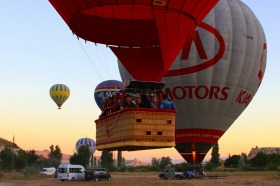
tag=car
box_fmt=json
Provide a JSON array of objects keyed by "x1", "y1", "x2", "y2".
[
  {"x1": 84, "y1": 168, "x2": 111, "y2": 182},
  {"x1": 57, "y1": 164, "x2": 85, "y2": 181},
  {"x1": 40, "y1": 167, "x2": 56, "y2": 176}
]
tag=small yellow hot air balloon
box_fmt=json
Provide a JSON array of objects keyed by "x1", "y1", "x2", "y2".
[{"x1": 49, "y1": 84, "x2": 70, "y2": 109}]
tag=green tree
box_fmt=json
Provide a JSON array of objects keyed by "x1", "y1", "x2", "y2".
[
  {"x1": 100, "y1": 150, "x2": 114, "y2": 170},
  {"x1": 16, "y1": 149, "x2": 28, "y2": 170},
  {"x1": 267, "y1": 153, "x2": 280, "y2": 165},
  {"x1": 69, "y1": 153, "x2": 79, "y2": 164},
  {"x1": 266, "y1": 153, "x2": 280, "y2": 170},
  {"x1": 241, "y1": 153, "x2": 250, "y2": 164},
  {"x1": 122, "y1": 157, "x2": 126, "y2": 167},
  {"x1": 250, "y1": 152, "x2": 267, "y2": 168},
  {"x1": 224, "y1": 155, "x2": 241, "y2": 168},
  {"x1": 159, "y1": 156, "x2": 172, "y2": 169},
  {"x1": 238, "y1": 155, "x2": 246, "y2": 170},
  {"x1": 204, "y1": 162, "x2": 215, "y2": 171},
  {"x1": 120, "y1": 157, "x2": 126, "y2": 172},
  {"x1": 117, "y1": 150, "x2": 122, "y2": 168},
  {"x1": 49, "y1": 145, "x2": 62, "y2": 162},
  {"x1": 40, "y1": 157, "x2": 60, "y2": 168},
  {"x1": 0, "y1": 147, "x2": 13, "y2": 170},
  {"x1": 151, "y1": 157, "x2": 160, "y2": 166},
  {"x1": 69, "y1": 145, "x2": 91, "y2": 168},
  {"x1": 210, "y1": 143, "x2": 221, "y2": 167},
  {"x1": 26, "y1": 150, "x2": 39, "y2": 166},
  {"x1": 93, "y1": 156, "x2": 97, "y2": 167},
  {"x1": 173, "y1": 162, "x2": 194, "y2": 171}
]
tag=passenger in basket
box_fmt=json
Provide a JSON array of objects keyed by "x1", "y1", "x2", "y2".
[
  {"x1": 135, "y1": 97, "x2": 144, "y2": 108},
  {"x1": 106, "y1": 97, "x2": 114, "y2": 114},
  {"x1": 99, "y1": 97, "x2": 114, "y2": 118},
  {"x1": 159, "y1": 94, "x2": 176, "y2": 109},
  {"x1": 141, "y1": 94, "x2": 152, "y2": 108},
  {"x1": 121, "y1": 95, "x2": 136, "y2": 110},
  {"x1": 150, "y1": 96, "x2": 159, "y2": 108}
]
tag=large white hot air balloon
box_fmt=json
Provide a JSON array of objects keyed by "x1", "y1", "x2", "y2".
[{"x1": 118, "y1": 0, "x2": 267, "y2": 163}]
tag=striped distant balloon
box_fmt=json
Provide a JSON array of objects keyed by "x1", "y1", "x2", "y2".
[
  {"x1": 75, "y1": 138, "x2": 96, "y2": 155},
  {"x1": 49, "y1": 84, "x2": 70, "y2": 109}
]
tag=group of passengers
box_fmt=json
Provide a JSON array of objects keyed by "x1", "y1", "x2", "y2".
[
  {"x1": 121, "y1": 93, "x2": 176, "y2": 110},
  {"x1": 100, "y1": 93, "x2": 176, "y2": 118}
]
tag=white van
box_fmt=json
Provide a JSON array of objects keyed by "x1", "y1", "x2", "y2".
[
  {"x1": 57, "y1": 164, "x2": 85, "y2": 181},
  {"x1": 40, "y1": 167, "x2": 56, "y2": 176}
]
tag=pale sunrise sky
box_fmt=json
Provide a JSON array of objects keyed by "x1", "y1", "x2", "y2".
[{"x1": 0, "y1": 1, "x2": 279, "y2": 163}]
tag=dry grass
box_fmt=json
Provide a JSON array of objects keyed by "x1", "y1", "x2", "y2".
[{"x1": 0, "y1": 171, "x2": 279, "y2": 186}]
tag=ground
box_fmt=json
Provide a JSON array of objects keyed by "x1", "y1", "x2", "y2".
[{"x1": 0, "y1": 171, "x2": 279, "y2": 186}]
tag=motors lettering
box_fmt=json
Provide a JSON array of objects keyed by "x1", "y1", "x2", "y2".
[{"x1": 164, "y1": 86, "x2": 229, "y2": 100}]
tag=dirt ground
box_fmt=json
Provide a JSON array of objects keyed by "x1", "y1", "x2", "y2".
[{"x1": 0, "y1": 171, "x2": 279, "y2": 186}]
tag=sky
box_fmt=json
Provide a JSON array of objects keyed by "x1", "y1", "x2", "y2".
[{"x1": 0, "y1": 0, "x2": 279, "y2": 163}]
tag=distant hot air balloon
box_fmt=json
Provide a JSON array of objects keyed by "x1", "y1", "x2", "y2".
[
  {"x1": 49, "y1": 0, "x2": 219, "y2": 82},
  {"x1": 94, "y1": 80, "x2": 124, "y2": 111},
  {"x1": 119, "y1": 0, "x2": 267, "y2": 163},
  {"x1": 49, "y1": 84, "x2": 70, "y2": 109},
  {"x1": 75, "y1": 138, "x2": 96, "y2": 155}
]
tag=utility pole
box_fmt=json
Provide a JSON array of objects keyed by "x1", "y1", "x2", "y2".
[{"x1": 12, "y1": 135, "x2": 15, "y2": 171}]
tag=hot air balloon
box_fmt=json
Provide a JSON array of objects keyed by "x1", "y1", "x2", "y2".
[
  {"x1": 76, "y1": 138, "x2": 96, "y2": 155},
  {"x1": 94, "y1": 80, "x2": 124, "y2": 111},
  {"x1": 49, "y1": 84, "x2": 70, "y2": 109},
  {"x1": 49, "y1": 0, "x2": 219, "y2": 82},
  {"x1": 119, "y1": 0, "x2": 267, "y2": 163}
]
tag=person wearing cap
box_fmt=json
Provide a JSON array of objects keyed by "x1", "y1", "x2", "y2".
[{"x1": 159, "y1": 94, "x2": 176, "y2": 109}]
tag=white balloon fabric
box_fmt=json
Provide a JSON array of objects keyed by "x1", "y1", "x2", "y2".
[
  {"x1": 75, "y1": 138, "x2": 96, "y2": 155},
  {"x1": 118, "y1": 0, "x2": 267, "y2": 163}
]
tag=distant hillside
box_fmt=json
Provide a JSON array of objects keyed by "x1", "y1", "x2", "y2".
[
  {"x1": 248, "y1": 146, "x2": 280, "y2": 159},
  {"x1": 35, "y1": 149, "x2": 71, "y2": 161},
  {"x1": 0, "y1": 137, "x2": 20, "y2": 151},
  {"x1": 0, "y1": 137, "x2": 70, "y2": 163}
]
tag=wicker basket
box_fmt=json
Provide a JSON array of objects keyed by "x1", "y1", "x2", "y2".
[{"x1": 95, "y1": 108, "x2": 176, "y2": 151}]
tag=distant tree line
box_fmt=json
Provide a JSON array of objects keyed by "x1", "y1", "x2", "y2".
[
  {"x1": 1, "y1": 142, "x2": 279, "y2": 172},
  {"x1": 0, "y1": 145, "x2": 62, "y2": 171},
  {"x1": 203, "y1": 143, "x2": 280, "y2": 171},
  {"x1": 223, "y1": 152, "x2": 280, "y2": 171}
]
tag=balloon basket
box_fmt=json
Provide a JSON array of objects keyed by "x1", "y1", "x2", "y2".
[{"x1": 94, "y1": 108, "x2": 176, "y2": 151}]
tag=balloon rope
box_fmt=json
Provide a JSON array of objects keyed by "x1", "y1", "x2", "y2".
[
  {"x1": 76, "y1": 40, "x2": 103, "y2": 80},
  {"x1": 97, "y1": 111, "x2": 121, "y2": 133},
  {"x1": 107, "y1": 111, "x2": 121, "y2": 131}
]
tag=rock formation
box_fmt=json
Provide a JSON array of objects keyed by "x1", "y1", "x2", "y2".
[{"x1": 248, "y1": 146, "x2": 280, "y2": 159}]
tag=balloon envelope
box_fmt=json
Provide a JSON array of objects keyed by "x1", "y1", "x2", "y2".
[
  {"x1": 94, "y1": 80, "x2": 124, "y2": 111},
  {"x1": 49, "y1": 84, "x2": 70, "y2": 109},
  {"x1": 49, "y1": 0, "x2": 219, "y2": 81},
  {"x1": 76, "y1": 138, "x2": 96, "y2": 155},
  {"x1": 119, "y1": 0, "x2": 267, "y2": 163}
]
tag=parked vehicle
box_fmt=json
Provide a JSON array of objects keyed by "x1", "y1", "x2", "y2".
[
  {"x1": 159, "y1": 167, "x2": 187, "y2": 180},
  {"x1": 40, "y1": 167, "x2": 56, "y2": 176},
  {"x1": 84, "y1": 168, "x2": 111, "y2": 182},
  {"x1": 159, "y1": 167, "x2": 226, "y2": 180},
  {"x1": 57, "y1": 164, "x2": 85, "y2": 181}
]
